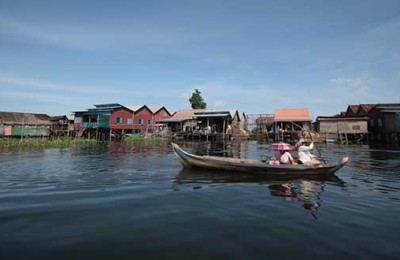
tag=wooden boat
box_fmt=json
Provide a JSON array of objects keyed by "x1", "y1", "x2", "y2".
[{"x1": 171, "y1": 142, "x2": 349, "y2": 175}]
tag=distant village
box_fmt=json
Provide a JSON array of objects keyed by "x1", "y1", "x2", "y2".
[{"x1": 0, "y1": 103, "x2": 399, "y2": 144}]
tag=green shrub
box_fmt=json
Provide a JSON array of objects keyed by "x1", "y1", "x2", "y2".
[{"x1": 0, "y1": 137, "x2": 98, "y2": 148}]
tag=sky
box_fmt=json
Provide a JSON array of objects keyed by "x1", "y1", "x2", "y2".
[{"x1": 0, "y1": 0, "x2": 399, "y2": 120}]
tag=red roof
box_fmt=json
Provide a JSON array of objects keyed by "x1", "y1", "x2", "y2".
[
  {"x1": 274, "y1": 108, "x2": 311, "y2": 122},
  {"x1": 348, "y1": 105, "x2": 359, "y2": 113},
  {"x1": 358, "y1": 104, "x2": 375, "y2": 114}
]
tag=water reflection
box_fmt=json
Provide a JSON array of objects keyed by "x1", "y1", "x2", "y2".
[
  {"x1": 173, "y1": 168, "x2": 345, "y2": 219},
  {"x1": 177, "y1": 141, "x2": 400, "y2": 202},
  {"x1": 269, "y1": 180, "x2": 323, "y2": 219},
  {"x1": 177, "y1": 140, "x2": 250, "y2": 158},
  {"x1": 107, "y1": 140, "x2": 170, "y2": 157}
]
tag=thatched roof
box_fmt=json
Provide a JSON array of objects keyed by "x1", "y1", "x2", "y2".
[
  {"x1": 171, "y1": 109, "x2": 208, "y2": 120},
  {"x1": 49, "y1": 115, "x2": 68, "y2": 121},
  {"x1": 157, "y1": 109, "x2": 208, "y2": 123},
  {"x1": 256, "y1": 115, "x2": 274, "y2": 126},
  {"x1": 0, "y1": 111, "x2": 51, "y2": 125}
]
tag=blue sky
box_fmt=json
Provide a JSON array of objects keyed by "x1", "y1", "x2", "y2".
[{"x1": 0, "y1": 0, "x2": 399, "y2": 120}]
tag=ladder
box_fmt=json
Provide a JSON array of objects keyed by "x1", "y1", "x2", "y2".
[
  {"x1": 77, "y1": 127, "x2": 86, "y2": 138},
  {"x1": 337, "y1": 124, "x2": 348, "y2": 144}
]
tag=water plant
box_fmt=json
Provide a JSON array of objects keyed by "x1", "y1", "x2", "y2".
[
  {"x1": 123, "y1": 136, "x2": 169, "y2": 143},
  {"x1": 0, "y1": 137, "x2": 98, "y2": 148}
]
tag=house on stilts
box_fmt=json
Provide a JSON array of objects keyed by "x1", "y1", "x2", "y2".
[
  {"x1": 73, "y1": 103, "x2": 172, "y2": 141},
  {"x1": 0, "y1": 111, "x2": 51, "y2": 138}
]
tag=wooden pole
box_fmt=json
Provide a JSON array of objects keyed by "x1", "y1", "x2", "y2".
[
  {"x1": 223, "y1": 119, "x2": 225, "y2": 141},
  {"x1": 307, "y1": 131, "x2": 326, "y2": 164}
]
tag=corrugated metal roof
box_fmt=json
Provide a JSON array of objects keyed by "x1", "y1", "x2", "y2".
[
  {"x1": 94, "y1": 103, "x2": 122, "y2": 108},
  {"x1": 375, "y1": 103, "x2": 400, "y2": 112},
  {"x1": 126, "y1": 105, "x2": 171, "y2": 114},
  {"x1": 157, "y1": 118, "x2": 185, "y2": 123},
  {"x1": 83, "y1": 110, "x2": 112, "y2": 116},
  {"x1": 194, "y1": 113, "x2": 231, "y2": 118},
  {"x1": 126, "y1": 105, "x2": 145, "y2": 112},
  {"x1": 147, "y1": 106, "x2": 163, "y2": 113},
  {"x1": 317, "y1": 116, "x2": 368, "y2": 121},
  {"x1": 194, "y1": 110, "x2": 232, "y2": 118},
  {"x1": 376, "y1": 103, "x2": 400, "y2": 107},
  {"x1": 381, "y1": 109, "x2": 400, "y2": 113},
  {"x1": 378, "y1": 106, "x2": 400, "y2": 109},
  {"x1": 84, "y1": 107, "x2": 114, "y2": 115}
]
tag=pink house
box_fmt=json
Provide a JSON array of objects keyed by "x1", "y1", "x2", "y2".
[
  {"x1": 73, "y1": 103, "x2": 172, "y2": 136},
  {"x1": 109, "y1": 106, "x2": 134, "y2": 130},
  {"x1": 127, "y1": 105, "x2": 154, "y2": 132},
  {"x1": 151, "y1": 106, "x2": 172, "y2": 127}
]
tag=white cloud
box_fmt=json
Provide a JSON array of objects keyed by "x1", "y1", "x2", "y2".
[
  {"x1": 0, "y1": 72, "x2": 181, "y2": 98},
  {"x1": 210, "y1": 100, "x2": 226, "y2": 109},
  {"x1": 0, "y1": 17, "x2": 110, "y2": 50},
  {"x1": 329, "y1": 74, "x2": 371, "y2": 87},
  {"x1": 323, "y1": 72, "x2": 400, "y2": 116},
  {"x1": 179, "y1": 90, "x2": 192, "y2": 100},
  {"x1": 367, "y1": 19, "x2": 400, "y2": 38},
  {"x1": 328, "y1": 73, "x2": 376, "y2": 99},
  {"x1": 0, "y1": 16, "x2": 221, "y2": 53},
  {"x1": 0, "y1": 72, "x2": 116, "y2": 94}
]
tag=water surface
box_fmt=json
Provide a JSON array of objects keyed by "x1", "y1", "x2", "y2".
[{"x1": 0, "y1": 140, "x2": 399, "y2": 259}]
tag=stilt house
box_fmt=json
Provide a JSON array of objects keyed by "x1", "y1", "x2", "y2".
[
  {"x1": 73, "y1": 103, "x2": 172, "y2": 140},
  {"x1": 273, "y1": 108, "x2": 312, "y2": 142},
  {"x1": 367, "y1": 103, "x2": 400, "y2": 143},
  {"x1": 0, "y1": 111, "x2": 51, "y2": 137},
  {"x1": 314, "y1": 115, "x2": 368, "y2": 143}
]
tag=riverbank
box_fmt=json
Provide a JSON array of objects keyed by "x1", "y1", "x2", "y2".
[
  {"x1": 0, "y1": 137, "x2": 98, "y2": 148},
  {"x1": 0, "y1": 136, "x2": 171, "y2": 148}
]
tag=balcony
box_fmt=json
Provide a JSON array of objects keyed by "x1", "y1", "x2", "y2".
[{"x1": 82, "y1": 122, "x2": 109, "y2": 128}]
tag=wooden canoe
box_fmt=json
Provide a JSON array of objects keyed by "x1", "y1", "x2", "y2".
[{"x1": 171, "y1": 142, "x2": 349, "y2": 175}]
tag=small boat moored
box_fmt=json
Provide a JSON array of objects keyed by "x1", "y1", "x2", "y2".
[{"x1": 171, "y1": 142, "x2": 349, "y2": 175}]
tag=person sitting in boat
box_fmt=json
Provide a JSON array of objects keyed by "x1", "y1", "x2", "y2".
[
  {"x1": 277, "y1": 149, "x2": 294, "y2": 164},
  {"x1": 295, "y1": 140, "x2": 321, "y2": 166}
]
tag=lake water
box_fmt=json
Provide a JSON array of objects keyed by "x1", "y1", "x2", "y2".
[{"x1": 0, "y1": 140, "x2": 399, "y2": 259}]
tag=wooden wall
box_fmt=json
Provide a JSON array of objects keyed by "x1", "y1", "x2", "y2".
[{"x1": 318, "y1": 120, "x2": 368, "y2": 134}]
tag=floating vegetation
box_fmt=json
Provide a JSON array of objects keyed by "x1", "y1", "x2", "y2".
[
  {"x1": 123, "y1": 136, "x2": 169, "y2": 143},
  {"x1": 0, "y1": 137, "x2": 98, "y2": 148}
]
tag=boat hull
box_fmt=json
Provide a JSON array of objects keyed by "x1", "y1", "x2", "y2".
[{"x1": 172, "y1": 142, "x2": 348, "y2": 175}]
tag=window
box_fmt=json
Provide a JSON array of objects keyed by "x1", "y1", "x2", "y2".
[
  {"x1": 147, "y1": 119, "x2": 152, "y2": 125},
  {"x1": 75, "y1": 117, "x2": 81, "y2": 123},
  {"x1": 138, "y1": 119, "x2": 144, "y2": 125},
  {"x1": 352, "y1": 125, "x2": 360, "y2": 130},
  {"x1": 127, "y1": 118, "x2": 132, "y2": 125},
  {"x1": 370, "y1": 119, "x2": 374, "y2": 127},
  {"x1": 378, "y1": 118, "x2": 382, "y2": 127},
  {"x1": 115, "y1": 117, "x2": 123, "y2": 124}
]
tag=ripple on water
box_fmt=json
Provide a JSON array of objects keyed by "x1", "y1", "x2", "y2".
[{"x1": 0, "y1": 141, "x2": 400, "y2": 259}]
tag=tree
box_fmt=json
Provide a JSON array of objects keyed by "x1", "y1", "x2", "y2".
[{"x1": 189, "y1": 89, "x2": 207, "y2": 109}]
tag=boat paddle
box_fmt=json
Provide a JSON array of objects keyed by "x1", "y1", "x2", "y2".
[{"x1": 307, "y1": 130, "x2": 327, "y2": 164}]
